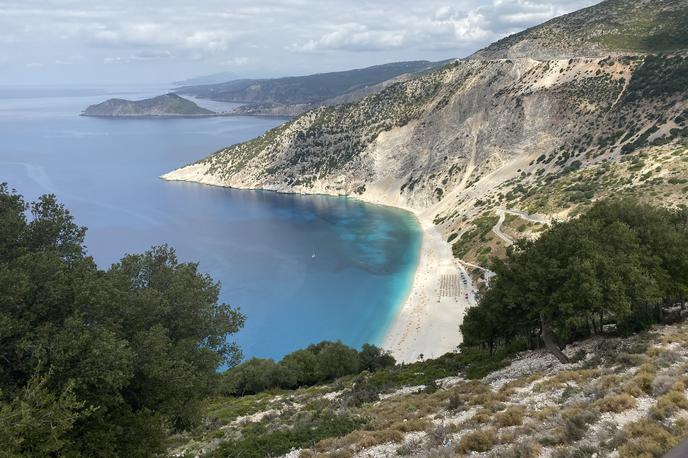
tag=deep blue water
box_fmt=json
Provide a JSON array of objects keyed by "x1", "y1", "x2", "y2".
[{"x1": 0, "y1": 86, "x2": 421, "y2": 360}]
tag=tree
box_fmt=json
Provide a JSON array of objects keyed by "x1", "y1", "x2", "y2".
[
  {"x1": 314, "y1": 341, "x2": 360, "y2": 381},
  {"x1": 461, "y1": 199, "x2": 688, "y2": 361},
  {"x1": 358, "y1": 344, "x2": 395, "y2": 372},
  {"x1": 0, "y1": 186, "x2": 245, "y2": 455},
  {"x1": 225, "y1": 358, "x2": 284, "y2": 395},
  {"x1": 280, "y1": 349, "x2": 319, "y2": 387}
]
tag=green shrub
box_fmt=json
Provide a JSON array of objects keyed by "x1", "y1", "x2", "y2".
[
  {"x1": 561, "y1": 407, "x2": 599, "y2": 443},
  {"x1": 651, "y1": 382, "x2": 688, "y2": 420},
  {"x1": 212, "y1": 410, "x2": 364, "y2": 458}
]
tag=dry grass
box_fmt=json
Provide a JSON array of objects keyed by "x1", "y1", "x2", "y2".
[
  {"x1": 471, "y1": 408, "x2": 493, "y2": 425},
  {"x1": 617, "y1": 420, "x2": 681, "y2": 458},
  {"x1": 652, "y1": 375, "x2": 680, "y2": 396},
  {"x1": 534, "y1": 369, "x2": 600, "y2": 392},
  {"x1": 534, "y1": 406, "x2": 558, "y2": 421},
  {"x1": 493, "y1": 439, "x2": 542, "y2": 458},
  {"x1": 651, "y1": 381, "x2": 688, "y2": 420},
  {"x1": 631, "y1": 363, "x2": 657, "y2": 395},
  {"x1": 315, "y1": 429, "x2": 405, "y2": 453},
  {"x1": 494, "y1": 406, "x2": 526, "y2": 427},
  {"x1": 596, "y1": 393, "x2": 637, "y2": 413},
  {"x1": 389, "y1": 418, "x2": 433, "y2": 433},
  {"x1": 456, "y1": 428, "x2": 497, "y2": 454},
  {"x1": 560, "y1": 406, "x2": 600, "y2": 443}
]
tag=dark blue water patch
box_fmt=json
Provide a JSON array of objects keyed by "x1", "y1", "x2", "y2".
[{"x1": 0, "y1": 86, "x2": 421, "y2": 360}]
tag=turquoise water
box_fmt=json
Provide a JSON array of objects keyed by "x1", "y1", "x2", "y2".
[{"x1": 0, "y1": 86, "x2": 421, "y2": 360}]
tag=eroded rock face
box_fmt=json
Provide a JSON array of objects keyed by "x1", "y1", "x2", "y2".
[{"x1": 165, "y1": 55, "x2": 686, "y2": 218}]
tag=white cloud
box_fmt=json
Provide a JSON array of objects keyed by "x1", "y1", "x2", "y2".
[
  {"x1": 55, "y1": 55, "x2": 83, "y2": 65},
  {"x1": 286, "y1": 0, "x2": 594, "y2": 53},
  {"x1": 0, "y1": 0, "x2": 600, "y2": 84},
  {"x1": 103, "y1": 50, "x2": 171, "y2": 64},
  {"x1": 103, "y1": 56, "x2": 123, "y2": 65},
  {"x1": 222, "y1": 56, "x2": 252, "y2": 66},
  {"x1": 130, "y1": 50, "x2": 171, "y2": 61},
  {"x1": 288, "y1": 24, "x2": 407, "y2": 52},
  {"x1": 87, "y1": 22, "x2": 237, "y2": 54}
]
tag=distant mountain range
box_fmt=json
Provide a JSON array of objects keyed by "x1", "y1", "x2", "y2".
[
  {"x1": 174, "y1": 60, "x2": 453, "y2": 116},
  {"x1": 82, "y1": 93, "x2": 216, "y2": 118},
  {"x1": 173, "y1": 72, "x2": 240, "y2": 86}
]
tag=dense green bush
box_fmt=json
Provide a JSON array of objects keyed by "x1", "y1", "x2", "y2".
[
  {"x1": 461, "y1": 199, "x2": 688, "y2": 359},
  {"x1": 223, "y1": 341, "x2": 395, "y2": 396},
  {"x1": 0, "y1": 185, "x2": 244, "y2": 456}
]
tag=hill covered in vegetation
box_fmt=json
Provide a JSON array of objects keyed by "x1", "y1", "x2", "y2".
[
  {"x1": 172, "y1": 321, "x2": 688, "y2": 457},
  {"x1": 82, "y1": 93, "x2": 216, "y2": 117},
  {"x1": 473, "y1": 0, "x2": 688, "y2": 59},
  {"x1": 175, "y1": 60, "x2": 450, "y2": 116},
  {"x1": 4, "y1": 188, "x2": 687, "y2": 456}
]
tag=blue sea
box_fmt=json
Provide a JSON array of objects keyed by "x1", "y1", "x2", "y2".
[{"x1": 0, "y1": 85, "x2": 421, "y2": 360}]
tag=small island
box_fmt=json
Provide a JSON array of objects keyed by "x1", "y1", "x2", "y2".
[{"x1": 81, "y1": 93, "x2": 216, "y2": 118}]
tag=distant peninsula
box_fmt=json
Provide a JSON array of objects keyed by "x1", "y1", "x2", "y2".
[{"x1": 82, "y1": 93, "x2": 216, "y2": 118}]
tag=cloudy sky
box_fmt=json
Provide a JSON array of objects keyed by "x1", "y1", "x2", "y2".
[{"x1": 0, "y1": 0, "x2": 599, "y2": 85}]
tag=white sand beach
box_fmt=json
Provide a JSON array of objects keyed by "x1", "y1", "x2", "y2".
[{"x1": 380, "y1": 215, "x2": 474, "y2": 363}]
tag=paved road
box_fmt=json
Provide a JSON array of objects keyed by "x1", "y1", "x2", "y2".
[
  {"x1": 491, "y1": 208, "x2": 552, "y2": 246},
  {"x1": 492, "y1": 210, "x2": 515, "y2": 246}
]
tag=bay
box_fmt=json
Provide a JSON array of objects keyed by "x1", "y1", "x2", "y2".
[{"x1": 0, "y1": 86, "x2": 421, "y2": 360}]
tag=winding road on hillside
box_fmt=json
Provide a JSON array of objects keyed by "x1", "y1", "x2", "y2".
[{"x1": 492, "y1": 208, "x2": 552, "y2": 246}]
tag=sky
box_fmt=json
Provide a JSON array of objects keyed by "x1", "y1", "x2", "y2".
[{"x1": 0, "y1": 0, "x2": 599, "y2": 85}]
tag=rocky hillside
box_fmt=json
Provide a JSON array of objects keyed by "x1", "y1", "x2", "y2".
[
  {"x1": 175, "y1": 60, "x2": 450, "y2": 117},
  {"x1": 82, "y1": 93, "x2": 215, "y2": 117},
  {"x1": 473, "y1": 0, "x2": 688, "y2": 59},
  {"x1": 169, "y1": 320, "x2": 688, "y2": 457},
  {"x1": 163, "y1": 0, "x2": 687, "y2": 272}
]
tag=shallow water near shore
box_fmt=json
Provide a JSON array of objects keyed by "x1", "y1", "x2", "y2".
[{"x1": 0, "y1": 85, "x2": 421, "y2": 360}]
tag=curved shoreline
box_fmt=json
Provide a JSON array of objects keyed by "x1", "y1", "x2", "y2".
[
  {"x1": 381, "y1": 217, "x2": 473, "y2": 363},
  {"x1": 161, "y1": 165, "x2": 470, "y2": 363}
]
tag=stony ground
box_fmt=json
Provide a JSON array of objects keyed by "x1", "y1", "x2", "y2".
[{"x1": 169, "y1": 321, "x2": 688, "y2": 458}]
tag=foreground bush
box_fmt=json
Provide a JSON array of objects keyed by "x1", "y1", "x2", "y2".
[{"x1": 0, "y1": 185, "x2": 244, "y2": 456}]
